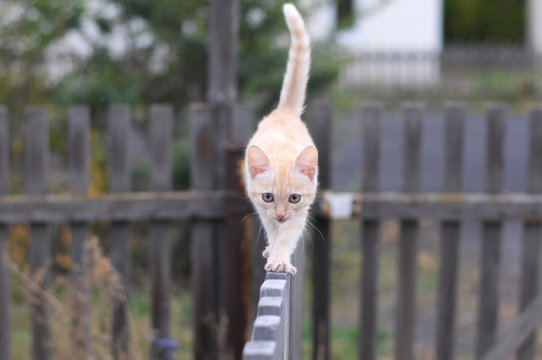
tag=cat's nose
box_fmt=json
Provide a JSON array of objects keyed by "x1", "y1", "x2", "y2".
[{"x1": 276, "y1": 214, "x2": 285, "y2": 221}]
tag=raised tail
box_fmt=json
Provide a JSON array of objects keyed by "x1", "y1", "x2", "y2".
[{"x1": 278, "y1": 3, "x2": 311, "y2": 117}]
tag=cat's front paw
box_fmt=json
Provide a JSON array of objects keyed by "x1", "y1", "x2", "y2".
[
  {"x1": 262, "y1": 246, "x2": 270, "y2": 258},
  {"x1": 265, "y1": 258, "x2": 297, "y2": 275}
]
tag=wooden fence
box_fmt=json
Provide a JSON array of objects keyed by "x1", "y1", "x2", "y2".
[
  {"x1": 2, "y1": 100, "x2": 542, "y2": 360},
  {"x1": 0, "y1": 102, "x2": 257, "y2": 360},
  {"x1": 244, "y1": 101, "x2": 542, "y2": 360}
]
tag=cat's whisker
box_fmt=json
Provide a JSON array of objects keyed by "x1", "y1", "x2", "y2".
[
  {"x1": 303, "y1": 227, "x2": 313, "y2": 246},
  {"x1": 306, "y1": 220, "x2": 326, "y2": 244},
  {"x1": 241, "y1": 211, "x2": 258, "y2": 224}
]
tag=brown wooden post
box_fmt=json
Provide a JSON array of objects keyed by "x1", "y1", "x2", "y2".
[
  {"x1": 190, "y1": 104, "x2": 219, "y2": 360},
  {"x1": 395, "y1": 103, "x2": 423, "y2": 360},
  {"x1": 107, "y1": 104, "x2": 132, "y2": 356},
  {"x1": 206, "y1": 1, "x2": 242, "y2": 358},
  {"x1": 224, "y1": 139, "x2": 251, "y2": 359},
  {"x1": 25, "y1": 107, "x2": 51, "y2": 360},
  {"x1": 0, "y1": 106, "x2": 10, "y2": 360},
  {"x1": 68, "y1": 106, "x2": 91, "y2": 357},
  {"x1": 359, "y1": 103, "x2": 382, "y2": 360},
  {"x1": 436, "y1": 102, "x2": 465, "y2": 360},
  {"x1": 476, "y1": 103, "x2": 506, "y2": 359},
  {"x1": 517, "y1": 106, "x2": 542, "y2": 360},
  {"x1": 309, "y1": 100, "x2": 332, "y2": 360},
  {"x1": 149, "y1": 104, "x2": 174, "y2": 359}
]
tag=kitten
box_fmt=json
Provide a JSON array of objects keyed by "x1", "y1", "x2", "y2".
[{"x1": 244, "y1": 3, "x2": 317, "y2": 275}]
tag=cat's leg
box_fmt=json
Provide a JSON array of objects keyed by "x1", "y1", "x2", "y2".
[
  {"x1": 260, "y1": 215, "x2": 279, "y2": 259},
  {"x1": 265, "y1": 216, "x2": 306, "y2": 275}
]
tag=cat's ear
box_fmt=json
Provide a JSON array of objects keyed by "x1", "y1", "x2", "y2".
[
  {"x1": 294, "y1": 146, "x2": 318, "y2": 181},
  {"x1": 247, "y1": 145, "x2": 271, "y2": 179}
]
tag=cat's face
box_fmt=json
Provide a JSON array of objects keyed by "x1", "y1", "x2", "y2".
[{"x1": 246, "y1": 145, "x2": 318, "y2": 223}]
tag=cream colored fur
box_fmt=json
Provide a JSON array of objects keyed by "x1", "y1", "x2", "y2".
[{"x1": 244, "y1": 3, "x2": 317, "y2": 275}]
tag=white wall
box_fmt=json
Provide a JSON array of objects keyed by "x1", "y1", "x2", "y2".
[{"x1": 338, "y1": 0, "x2": 443, "y2": 52}]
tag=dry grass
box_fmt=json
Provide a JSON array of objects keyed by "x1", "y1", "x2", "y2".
[{"x1": 8, "y1": 236, "x2": 188, "y2": 360}]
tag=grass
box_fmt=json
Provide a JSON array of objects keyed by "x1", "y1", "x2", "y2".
[{"x1": 8, "y1": 236, "x2": 193, "y2": 360}]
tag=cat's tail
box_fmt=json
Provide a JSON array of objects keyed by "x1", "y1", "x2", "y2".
[{"x1": 278, "y1": 3, "x2": 311, "y2": 117}]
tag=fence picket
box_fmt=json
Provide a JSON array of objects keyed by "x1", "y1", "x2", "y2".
[
  {"x1": 436, "y1": 102, "x2": 465, "y2": 360},
  {"x1": 517, "y1": 106, "x2": 542, "y2": 360},
  {"x1": 107, "y1": 104, "x2": 132, "y2": 355},
  {"x1": 396, "y1": 103, "x2": 423, "y2": 360},
  {"x1": 477, "y1": 103, "x2": 506, "y2": 359},
  {"x1": 309, "y1": 100, "x2": 332, "y2": 360},
  {"x1": 149, "y1": 104, "x2": 173, "y2": 356},
  {"x1": 360, "y1": 103, "x2": 382, "y2": 360},
  {"x1": 68, "y1": 106, "x2": 91, "y2": 356},
  {"x1": 0, "y1": 106, "x2": 9, "y2": 360},
  {"x1": 26, "y1": 107, "x2": 51, "y2": 360}
]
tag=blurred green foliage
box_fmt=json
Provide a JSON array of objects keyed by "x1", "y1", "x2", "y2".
[
  {"x1": 444, "y1": 0, "x2": 525, "y2": 43},
  {"x1": 0, "y1": 0, "x2": 339, "y2": 116}
]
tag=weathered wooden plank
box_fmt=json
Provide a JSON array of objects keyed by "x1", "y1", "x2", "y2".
[
  {"x1": 436, "y1": 102, "x2": 464, "y2": 360},
  {"x1": 290, "y1": 237, "x2": 305, "y2": 360},
  {"x1": 395, "y1": 103, "x2": 423, "y2": 360},
  {"x1": 309, "y1": 100, "x2": 331, "y2": 360},
  {"x1": 517, "y1": 106, "x2": 542, "y2": 360},
  {"x1": 480, "y1": 293, "x2": 542, "y2": 360},
  {"x1": 190, "y1": 104, "x2": 218, "y2": 359},
  {"x1": 68, "y1": 106, "x2": 90, "y2": 357},
  {"x1": 0, "y1": 225, "x2": 9, "y2": 360},
  {"x1": 362, "y1": 103, "x2": 382, "y2": 193},
  {"x1": 149, "y1": 104, "x2": 173, "y2": 350},
  {"x1": 3, "y1": 191, "x2": 542, "y2": 223},
  {"x1": 476, "y1": 104, "x2": 506, "y2": 359},
  {"x1": 0, "y1": 191, "x2": 245, "y2": 223},
  {"x1": 25, "y1": 107, "x2": 51, "y2": 360},
  {"x1": 0, "y1": 106, "x2": 8, "y2": 194},
  {"x1": 0, "y1": 106, "x2": 10, "y2": 360},
  {"x1": 243, "y1": 272, "x2": 291, "y2": 360},
  {"x1": 107, "y1": 104, "x2": 132, "y2": 356},
  {"x1": 436, "y1": 222, "x2": 460, "y2": 360},
  {"x1": 401, "y1": 103, "x2": 423, "y2": 194},
  {"x1": 360, "y1": 220, "x2": 380, "y2": 360},
  {"x1": 395, "y1": 220, "x2": 419, "y2": 360},
  {"x1": 360, "y1": 103, "x2": 382, "y2": 360}
]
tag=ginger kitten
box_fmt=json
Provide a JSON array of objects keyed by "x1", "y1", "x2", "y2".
[{"x1": 245, "y1": 3, "x2": 317, "y2": 275}]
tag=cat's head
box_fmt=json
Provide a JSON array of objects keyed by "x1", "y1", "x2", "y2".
[{"x1": 245, "y1": 145, "x2": 318, "y2": 223}]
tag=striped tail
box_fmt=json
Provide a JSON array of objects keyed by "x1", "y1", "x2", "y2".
[{"x1": 278, "y1": 3, "x2": 311, "y2": 117}]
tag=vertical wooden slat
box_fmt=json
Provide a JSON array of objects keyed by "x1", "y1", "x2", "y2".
[
  {"x1": 395, "y1": 103, "x2": 423, "y2": 360},
  {"x1": 436, "y1": 102, "x2": 464, "y2": 360},
  {"x1": 289, "y1": 236, "x2": 305, "y2": 360},
  {"x1": 107, "y1": 104, "x2": 132, "y2": 356},
  {"x1": 476, "y1": 103, "x2": 506, "y2": 359},
  {"x1": 26, "y1": 107, "x2": 51, "y2": 360},
  {"x1": 360, "y1": 103, "x2": 382, "y2": 360},
  {"x1": 190, "y1": 104, "x2": 218, "y2": 360},
  {"x1": 68, "y1": 105, "x2": 91, "y2": 357},
  {"x1": 309, "y1": 100, "x2": 332, "y2": 360},
  {"x1": 0, "y1": 106, "x2": 10, "y2": 360},
  {"x1": 149, "y1": 105, "x2": 173, "y2": 355},
  {"x1": 517, "y1": 106, "x2": 542, "y2": 360}
]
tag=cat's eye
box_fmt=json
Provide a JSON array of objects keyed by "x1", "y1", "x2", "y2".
[
  {"x1": 262, "y1": 193, "x2": 274, "y2": 202},
  {"x1": 289, "y1": 194, "x2": 301, "y2": 203}
]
